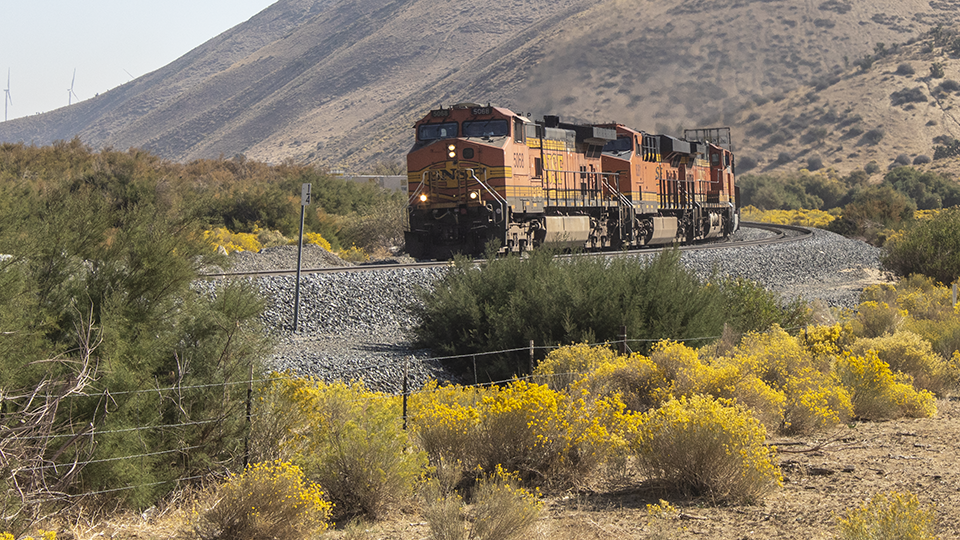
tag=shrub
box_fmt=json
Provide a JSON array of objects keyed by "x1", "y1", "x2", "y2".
[
  {"x1": 256, "y1": 378, "x2": 427, "y2": 520},
  {"x1": 913, "y1": 155, "x2": 931, "y2": 165},
  {"x1": 807, "y1": 156, "x2": 824, "y2": 171},
  {"x1": 864, "y1": 161, "x2": 880, "y2": 174},
  {"x1": 896, "y1": 62, "x2": 916, "y2": 76},
  {"x1": 862, "y1": 128, "x2": 885, "y2": 145},
  {"x1": 934, "y1": 138, "x2": 960, "y2": 160},
  {"x1": 409, "y1": 380, "x2": 626, "y2": 489},
  {"x1": 411, "y1": 248, "x2": 735, "y2": 381},
  {"x1": 631, "y1": 394, "x2": 782, "y2": 503},
  {"x1": 737, "y1": 155, "x2": 758, "y2": 173},
  {"x1": 837, "y1": 491, "x2": 937, "y2": 540},
  {"x1": 741, "y1": 206, "x2": 836, "y2": 228},
  {"x1": 423, "y1": 466, "x2": 542, "y2": 540},
  {"x1": 468, "y1": 466, "x2": 543, "y2": 540},
  {"x1": 851, "y1": 300, "x2": 907, "y2": 338},
  {"x1": 885, "y1": 167, "x2": 960, "y2": 209},
  {"x1": 531, "y1": 343, "x2": 619, "y2": 391},
  {"x1": 828, "y1": 184, "x2": 915, "y2": 244},
  {"x1": 939, "y1": 79, "x2": 960, "y2": 93},
  {"x1": 882, "y1": 207, "x2": 960, "y2": 283},
  {"x1": 193, "y1": 461, "x2": 332, "y2": 540},
  {"x1": 835, "y1": 351, "x2": 937, "y2": 420},
  {"x1": 848, "y1": 331, "x2": 953, "y2": 394},
  {"x1": 890, "y1": 87, "x2": 927, "y2": 106},
  {"x1": 930, "y1": 61, "x2": 945, "y2": 79},
  {"x1": 729, "y1": 327, "x2": 852, "y2": 433},
  {"x1": 564, "y1": 351, "x2": 667, "y2": 413}
]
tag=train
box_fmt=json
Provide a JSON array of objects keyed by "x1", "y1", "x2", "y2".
[{"x1": 404, "y1": 103, "x2": 739, "y2": 260}]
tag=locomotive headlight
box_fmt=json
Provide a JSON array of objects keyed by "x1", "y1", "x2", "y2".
[
  {"x1": 469, "y1": 191, "x2": 478, "y2": 200},
  {"x1": 447, "y1": 143, "x2": 456, "y2": 159},
  {"x1": 419, "y1": 194, "x2": 428, "y2": 203}
]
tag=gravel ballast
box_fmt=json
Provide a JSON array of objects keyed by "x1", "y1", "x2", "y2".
[{"x1": 203, "y1": 227, "x2": 883, "y2": 393}]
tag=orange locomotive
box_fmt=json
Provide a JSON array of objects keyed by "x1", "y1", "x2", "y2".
[{"x1": 404, "y1": 103, "x2": 739, "y2": 259}]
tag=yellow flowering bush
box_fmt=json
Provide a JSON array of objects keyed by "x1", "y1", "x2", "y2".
[
  {"x1": 801, "y1": 323, "x2": 848, "y2": 360},
  {"x1": 336, "y1": 244, "x2": 370, "y2": 262},
  {"x1": 741, "y1": 205, "x2": 836, "y2": 228},
  {"x1": 409, "y1": 380, "x2": 628, "y2": 488},
  {"x1": 566, "y1": 351, "x2": 666, "y2": 412},
  {"x1": 724, "y1": 327, "x2": 852, "y2": 434},
  {"x1": 852, "y1": 300, "x2": 908, "y2": 338},
  {"x1": 837, "y1": 491, "x2": 937, "y2": 540},
  {"x1": 204, "y1": 227, "x2": 262, "y2": 253},
  {"x1": 532, "y1": 343, "x2": 620, "y2": 391},
  {"x1": 0, "y1": 532, "x2": 56, "y2": 540},
  {"x1": 204, "y1": 226, "x2": 334, "y2": 253},
  {"x1": 408, "y1": 381, "x2": 483, "y2": 464},
  {"x1": 835, "y1": 351, "x2": 937, "y2": 420},
  {"x1": 302, "y1": 231, "x2": 332, "y2": 251},
  {"x1": 631, "y1": 394, "x2": 782, "y2": 503},
  {"x1": 194, "y1": 460, "x2": 332, "y2": 540},
  {"x1": 890, "y1": 275, "x2": 953, "y2": 321},
  {"x1": 255, "y1": 377, "x2": 427, "y2": 519},
  {"x1": 849, "y1": 330, "x2": 953, "y2": 394}
]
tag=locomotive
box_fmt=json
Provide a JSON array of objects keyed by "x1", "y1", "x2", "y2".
[{"x1": 404, "y1": 103, "x2": 739, "y2": 260}]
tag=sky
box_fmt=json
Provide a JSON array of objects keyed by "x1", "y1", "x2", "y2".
[{"x1": 1, "y1": 1, "x2": 277, "y2": 122}]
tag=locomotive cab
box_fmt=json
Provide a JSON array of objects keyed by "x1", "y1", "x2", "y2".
[{"x1": 405, "y1": 104, "x2": 540, "y2": 259}]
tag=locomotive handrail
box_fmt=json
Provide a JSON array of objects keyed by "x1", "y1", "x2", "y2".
[
  {"x1": 600, "y1": 173, "x2": 632, "y2": 208},
  {"x1": 468, "y1": 168, "x2": 507, "y2": 224},
  {"x1": 408, "y1": 172, "x2": 429, "y2": 206}
]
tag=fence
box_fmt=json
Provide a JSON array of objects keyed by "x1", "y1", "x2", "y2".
[{"x1": 1, "y1": 323, "x2": 803, "y2": 511}]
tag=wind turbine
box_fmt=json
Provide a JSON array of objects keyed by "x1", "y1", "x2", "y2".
[
  {"x1": 3, "y1": 69, "x2": 11, "y2": 122},
  {"x1": 67, "y1": 69, "x2": 79, "y2": 105}
]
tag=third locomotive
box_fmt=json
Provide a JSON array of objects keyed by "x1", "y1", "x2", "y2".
[{"x1": 404, "y1": 103, "x2": 740, "y2": 260}]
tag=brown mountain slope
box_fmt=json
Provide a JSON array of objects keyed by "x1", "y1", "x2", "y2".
[
  {"x1": 732, "y1": 29, "x2": 960, "y2": 178},
  {"x1": 1, "y1": 0, "x2": 960, "y2": 172}
]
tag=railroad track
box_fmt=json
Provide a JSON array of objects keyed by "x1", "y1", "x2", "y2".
[{"x1": 199, "y1": 221, "x2": 813, "y2": 278}]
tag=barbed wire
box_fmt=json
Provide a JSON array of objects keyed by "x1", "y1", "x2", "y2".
[{"x1": 1, "y1": 323, "x2": 812, "y2": 404}]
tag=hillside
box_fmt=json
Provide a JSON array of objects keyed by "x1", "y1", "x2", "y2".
[
  {"x1": 2, "y1": 0, "x2": 960, "y2": 173},
  {"x1": 733, "y1": 25, "x2": 960, "y2": 179}
]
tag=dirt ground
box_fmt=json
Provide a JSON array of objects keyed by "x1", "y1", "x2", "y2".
[{"x1": 320, "y1": 399, "x2": 960, "y2": 540}]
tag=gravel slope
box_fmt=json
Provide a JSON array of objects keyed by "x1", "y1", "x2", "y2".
[{"x1": 207, "y1": 227, "x2": 883, "y2": 393}]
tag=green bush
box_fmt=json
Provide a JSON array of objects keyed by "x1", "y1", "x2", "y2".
[
  {"x1": 882, "y1": 207, "x2": 960, "y2": 283},
  {"x1": 884, "y1": 167, "x2": 960, "y2": 209},
  {"x1": 411, "y1": 248, "x2": 807, "y2": 382},
  {"x1": 828, "y1": 184, "x2": 915, "y2": 244},
  {"x1": 0, "y1": 141, "x2": 270, "y2": 508},
  {"x1": 738, "y1": 172, "x2": 848, "y2": 211}
]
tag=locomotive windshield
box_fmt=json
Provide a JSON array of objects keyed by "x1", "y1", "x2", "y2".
[
  {"x1": 603, "y1": 137, "x2": 634, "y2": 152},
  {"x1": 463, "y1": 119, "x2": 509, "y2": 138},
  {"x1": 419, "y1": 122, "x2": 459, "y2": 141}
]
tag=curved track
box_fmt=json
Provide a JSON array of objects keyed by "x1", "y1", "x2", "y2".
[{"x1": 199, "y1": 221, "x2": 813, "y2": 278}]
